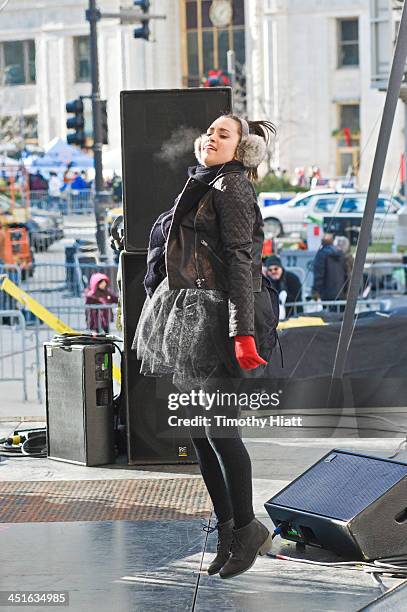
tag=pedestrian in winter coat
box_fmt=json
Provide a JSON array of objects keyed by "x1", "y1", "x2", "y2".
[
  {"x1": 333, "y1": 235, "x2": 354, "y2": 297},
  {"x1": 84, "y1": 272, "x2": 118, "y2": 333},
  {"x1": 312, "y1": 233, "x2": 347, "y2": 301},
  {"x1": 132, "y1": 113, "x2": 278, "y2": 579},
  {"x1": 265, "y1": 255, "x2": 303, "y2": 318},
  {"x1": 30, "y1": 171, "x2": 48, "y2": 191},
  {"x1": 71, "y1": 172, "x2": 89, "y2": 190}
]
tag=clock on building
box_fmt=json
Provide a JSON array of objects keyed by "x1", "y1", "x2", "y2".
[{"x1": 209, "y1": 0, "x2": 233, "y2": 28}]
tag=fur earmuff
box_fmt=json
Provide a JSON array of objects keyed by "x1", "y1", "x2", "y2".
[
  {"x1": 194, "y1": 135, "x2": 204, "y2": 164},
  {"x1": 193, "y1": 119, "x2": 269, "y2": 168},
  {"x1": 235, "y1": 134, "x2": 267, "y2": 168}
]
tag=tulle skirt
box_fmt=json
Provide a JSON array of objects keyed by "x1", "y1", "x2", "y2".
[{"x1": 131, "y1": 277, "x2": 241, "y2": 392}]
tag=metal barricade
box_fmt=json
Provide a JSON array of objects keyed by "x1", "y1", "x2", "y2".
[
  {"x1": 0, "y1": 265, "x2": 21, "y2": 309},
  {"x1": 0, "y1": 310, "x2": 28, "y2": 401},
  {"x1": 65, "y1": 190, "x2": 94, "y2": 215},
  {"x1": 27, "y1": 189, "x2": 95, "y2": 215},
  {"x1": 280, "y1": 257, "x2": 407, "y2": 301},
  {"x1": 284, "y1": 298, "x2": 385, "y2": 318},
  {"x1": 1, "y1": 259, "x2": 120, "y2": 405},
  {"x1": 19, "y1": 262, "x2": 119, "y2": 308},
  {"x1": 45, "y1": 304, "x2": 119, "y2": 334},
  {"x1": 0, "y1": 305, "x2": 119, "y2": 405},
  {"x1": 364, "y1": 262, "x2": 407, "y2": 297},
  {"x1": 28, "y1": 190, "x2": 50, "y2": 210}
]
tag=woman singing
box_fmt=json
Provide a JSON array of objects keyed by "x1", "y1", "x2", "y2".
[{"x1": 133, "y1": 113, "x2": 277, "y2": 579}]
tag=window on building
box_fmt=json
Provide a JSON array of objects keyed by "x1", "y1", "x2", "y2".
[
  {"x1": 0, "y1": 40, "x2": 36, "y2": 86},
  {"x1": 339, "y1": 104, "x2": 360, "y2": 132},
  {"x1": 337, "y1": 18, "x2": 359, "y2": 67},
  {"x1": 24, "y1": 115, "x2": 38, "y2": 142},
  {"x1": 0, "y1": 114, "x2": 38, "y2": 144},
  {"x1": 74, "y1": 36, "x2": 91, "y2": 82},
  {"x1": 181, "y1": 0, "x2": 245, "y2": 89},
  {"x1": 335, "y1": 103, "x2": 360, "y2": 177},
  {"x1": 338, "y1": 151, "x2": 357, "y2": 176}
]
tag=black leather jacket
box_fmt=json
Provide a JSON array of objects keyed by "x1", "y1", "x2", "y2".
[{"x1": 165, "y1": 166, "x2": 264, "y2": 338}]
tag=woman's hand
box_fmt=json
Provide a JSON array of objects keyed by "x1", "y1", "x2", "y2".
[{"x1": 234, "y1": 335, "x2": 267, "y2": 370}]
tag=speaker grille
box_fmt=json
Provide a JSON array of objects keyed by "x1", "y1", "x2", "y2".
[
  {"x1": 121, "y1": 88, "x2": 231, "y2": 251},
  {"x1": 270, "y1": 451, "x2": 407, "y2": 521}
]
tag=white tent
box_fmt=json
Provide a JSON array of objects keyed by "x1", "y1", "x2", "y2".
[
  {"x1": 102, "y1": 148, "x2": 122, "y2": 176},
  {"x1": 30, "y1": 138, "x2": 93, "y2": 171},
  {"x1": 0, "y1": 155, "x2": 20, "y2": 167}
]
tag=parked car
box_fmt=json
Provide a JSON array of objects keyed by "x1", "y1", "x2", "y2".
[
  {"x1": 0, "y1": 195, "x2": 64, "y2": 252},
  {"x1": 30, "y1": 207, "x2": 64, "y2": 247},
  {"x1": 260, "y1": 190, "x2": 403, "y2": 240},
  {"x1": 258, "y1": 191, "x2": 294, "y2": 208},
  {"x1": 259, "y1": 189, "x2": 357, "y2": 237}
]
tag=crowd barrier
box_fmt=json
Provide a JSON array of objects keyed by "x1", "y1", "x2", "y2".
[
  {"x1": 0, "y1": 265, "x2": 21, "y2": 308},
  {"x1": 17, "y1": 262, "x2": 118, "y2": 307},
  {"x1": 284, "y1": 298, "x2": 385, "y2": 318},
  {"x1": 0, "y1": 304, "x2": 120, "y2": 404},
  {"x1": 280, "y1": 261, "x2": 407, "y2": 301},
  {"x1": 0, "y1": 310, "x2": 28, "y2": 401},
  {"x1": 1, "y1": 256, "x2": 406, "y2": 404},
  {"x1": 364, "y1": 262, "x2": 407, "y2": 296},
  {"x1": 29, "y1": 189, "x2": 95, "y2": 215}
]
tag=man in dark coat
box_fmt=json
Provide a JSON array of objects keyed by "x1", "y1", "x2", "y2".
[
  {"x1": 312, "y1": 233, "x2": 347, "y2": 301},
  {"x1": 265, "y1": 255, "x2": 303, "y2": 318}
]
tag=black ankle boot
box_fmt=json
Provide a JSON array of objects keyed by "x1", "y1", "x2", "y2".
[
  {"x1": 219, "y1": 517, "x2": 273, "y2": 579},
  {"x1": 203, "y1": 518, "x2": 234, "y2": 575}
]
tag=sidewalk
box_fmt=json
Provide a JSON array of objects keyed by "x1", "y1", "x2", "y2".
[
  {"x1": 0, "y1": 431, "x2": 405, "y2": 611},
  {"x1": 1, "y1": 374, "x2": 46, "y2": 422}
]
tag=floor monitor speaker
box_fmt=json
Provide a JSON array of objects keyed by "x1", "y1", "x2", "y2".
[{"x1": 265, "y1": 449, "x2": 407, "y2": 560}]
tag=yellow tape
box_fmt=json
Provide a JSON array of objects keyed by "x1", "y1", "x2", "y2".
[
  {"x1": 1, "y1": 276, "x2": 121, "y2": 384},
  {"x1": 1, "y1": 276, "x2": 76, "y2": 333},
  {"x1": 278, "y1": 316, "x2": 326, "y2": 330}
]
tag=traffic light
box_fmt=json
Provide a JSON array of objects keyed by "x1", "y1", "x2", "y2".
[
  {"x1": 66, "y1": 98, "x2": 85, "y2": 147},
  {"x1": 133, "y1": 0, "x2": 150, "y2": 40},
  {"x1": 203, "y1": 70, "x2": 231, "y2": 87},
  {"x1": 101, "y1": 100, "x2": 108, "y2": 145}
]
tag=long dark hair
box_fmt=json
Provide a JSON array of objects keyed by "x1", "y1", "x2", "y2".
[{"x1": 222, "y1": 113, "x2": 277, "y2": 181}]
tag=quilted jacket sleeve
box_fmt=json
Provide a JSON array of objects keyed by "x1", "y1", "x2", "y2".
[
  {"x1": 143, "y1": 203, "x2": 176, "y2": 297},
  {"x1": 213, "y1": 173, "x2": 257, "y2": 337}
]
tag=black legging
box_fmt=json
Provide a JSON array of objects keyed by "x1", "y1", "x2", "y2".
[{"x1": 183, "y1": 362, "x2": 255, "y2": 529}]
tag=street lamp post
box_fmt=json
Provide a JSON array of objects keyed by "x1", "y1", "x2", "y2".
[
  {"x1": 84, "y1": 1, "x2": 166, "y2": 258},
  {"x1": 86, "y1": 0, "x2": 106, "y2": 258}
]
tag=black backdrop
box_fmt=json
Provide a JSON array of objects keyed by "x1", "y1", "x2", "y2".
[{"x1": 260, "y1": 315, "x2": 407, "y2": 436}]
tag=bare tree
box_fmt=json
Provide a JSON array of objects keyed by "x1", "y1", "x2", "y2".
[{"x1": 0, "y1": 113, "x2": 37, "y2": 150}]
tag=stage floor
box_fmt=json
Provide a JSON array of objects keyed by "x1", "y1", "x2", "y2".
[{"x1": 1, "y1": 433, "x2": 406, "y2": 611}]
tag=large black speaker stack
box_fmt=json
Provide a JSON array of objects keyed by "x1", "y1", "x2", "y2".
[
  {"x1": 120, "y1": 87, "x2": 232, "y2": 464},
  {"x1": 265, "y1": 449, "x2": 407, "y2": 560}
]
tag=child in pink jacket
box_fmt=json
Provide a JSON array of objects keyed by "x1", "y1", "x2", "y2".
[{"x1": 84, "y1": 272, "x2": 118, "y2": 333}]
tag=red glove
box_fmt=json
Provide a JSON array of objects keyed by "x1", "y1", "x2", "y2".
[{"x1": 234, "y1": 335, "x2": 267, "y2": 370}]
